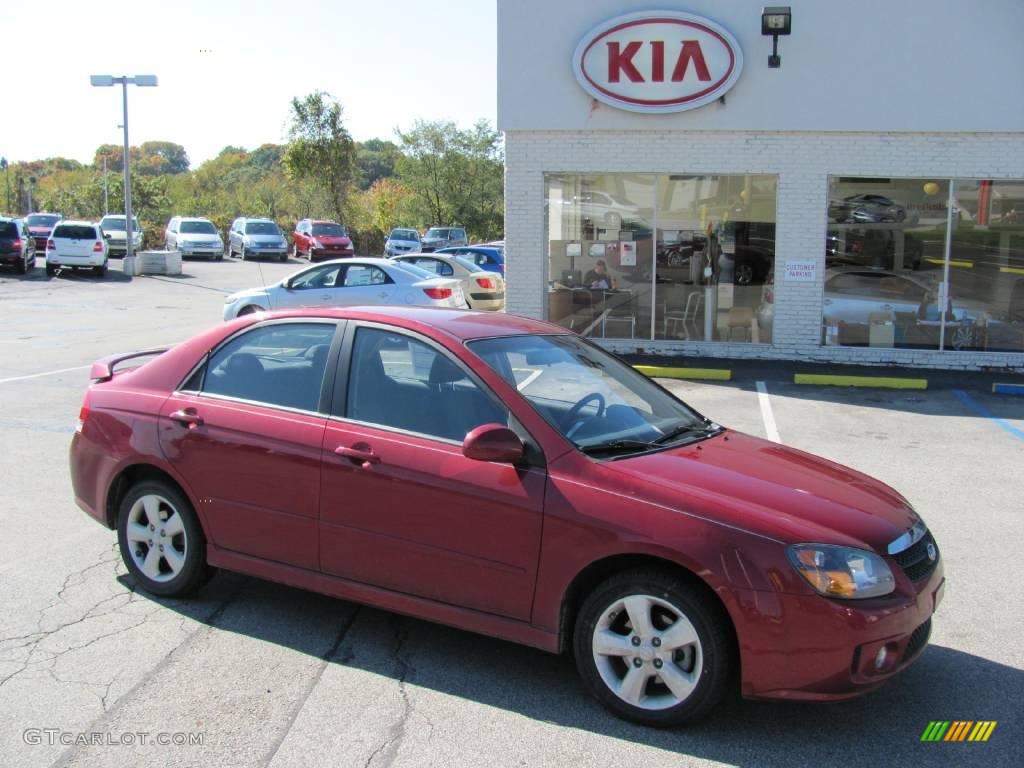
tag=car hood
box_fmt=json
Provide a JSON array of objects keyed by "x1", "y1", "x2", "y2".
[{"x1": 607, "y1": 430, "x2": 918, "y2": 552}]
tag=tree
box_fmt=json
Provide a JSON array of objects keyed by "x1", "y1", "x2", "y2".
[
  {"x1": 139, "y1": 141, "x2": 190, "y2": 174},
  {"x1": 356, "y1": 139, "x2": 399, "y2": 190},
  {"x1": 283, "y1": 91, "x2": 356, "y2": 224},
  {"x1": 395, "y1": 119, "x2": 504, "y2": 240},
  {"x1": 366, "y1": 178, "x2": 412, "y2": 235}
]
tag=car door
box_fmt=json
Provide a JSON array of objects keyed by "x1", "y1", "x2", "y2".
[
  {"x1": 276, "y1": 263, "x2": 345, "y2": 309},
  {"x1": 158, "y1": 320, "x2": 341, "y2": 570},
  {"x1": 294, "y1": 221, "x2": 309, "y2": 252},
  {"x1": 328, "y1": 264, "x2": 396, "y2": 305},
  {"x1": 319, "y1": 324, "x2": 546, "y2": 619}
]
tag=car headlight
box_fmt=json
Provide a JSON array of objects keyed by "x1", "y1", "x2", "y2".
[{"x1": 786, "y1": 544, "x2": 895, "y2": 599}]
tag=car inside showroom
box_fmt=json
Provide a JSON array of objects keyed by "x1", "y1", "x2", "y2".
[{"x1": 498, "y1": 0, "x2": 1024, "y2": 370}]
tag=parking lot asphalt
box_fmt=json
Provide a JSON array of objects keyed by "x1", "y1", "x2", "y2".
[{"x1": 1, "y1": 257, "x2": 1022, "y2": 768}]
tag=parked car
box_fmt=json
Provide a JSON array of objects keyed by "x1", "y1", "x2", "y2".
[
  {"x1": 70, "y1": 307, "x2": 943, "y2": 727},
  {"x1": 390, "y1": 252, "x2": 505, "y2": 310},
  {"x1": 828, "y1": 194, "x2": 907, "y2": 224},
  {"x1": 164, "y1": 217, "x2": 224, "y2": 260},
  {"x1": 421, "y1": 226, "x2": 468, "y2": 252},
  {"x1": 292, "y1": 219, "x2": 354, "y2": 261},
  {"x1": 0, "y1": 217, "x2": 36, "y2": 274},
  {"x1": 99, "y1": 215, "x2": 143, "y2": 257},
  {"x1": 560, "y1": 190, "x2": 651, "y2": 230},
  {"x1": 46, "y1": 221, "x2": 108, "y2": 277},
  {"x1": 227, "y1": 218, "x2": 289, "y2": 261},
  {"x1": 24, "y1": 212, "x2": 62, "y2": 252},
  {"x1": 434, "y1": 245, "x2": 505, "y2": 276},
  {"x1": 222, "y1": 257, "x2": 467, "y2": 319},
  {"x1": 758, "y1": 268, "x2": 990, "y2": 349},
  {"x1": 826, "y1": 228, "x2": 923, "y2": 271},
  {"x1": 384, "y1": 227, "x2": 422, "y2": 257}
]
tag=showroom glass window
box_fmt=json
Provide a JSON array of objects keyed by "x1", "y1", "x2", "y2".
[
  {"x1": 545, "y1": 174, "x2": 777, "y2": 343},
  {"x1": 824, "y1": 178, "x2": 1024, "y2": 353}
]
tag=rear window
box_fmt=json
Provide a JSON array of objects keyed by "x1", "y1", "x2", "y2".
[
  {"x1": 0, "y1": 222, "x2": 18, "y2": 238},
  {"x1": 53, "y1": 224, "x2": 98, "y2": 240}
]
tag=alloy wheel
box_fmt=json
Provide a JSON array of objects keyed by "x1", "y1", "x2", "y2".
[
  {"x1": 124, "y1": 494, "x2": 188, "y2": 583},
  {"x1": 591, "y1": 594, "x2": 703, "y2": 711}
]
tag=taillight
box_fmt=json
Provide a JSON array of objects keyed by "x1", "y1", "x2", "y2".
[
  {"x1": 93, "y1": 241, "x2": 104, "y2": 252},
  {"x1": 423, "y1": 287, "x2": 452, "y2": 300},
  {"x1": 77, "y1": 391, "x2": 91, "y2": 433},
  {"x1": 47, "y1": 240, "x2": 56, "y2": 250},
  {"x1": 475, "y1": 277, "x2": 495, "y2": 289},
  {"x1": 12, "y1": 239, "x2": 21, "y2": 249}
]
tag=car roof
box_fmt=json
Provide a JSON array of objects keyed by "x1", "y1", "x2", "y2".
[
  {"x1": 54, "y1": 220, "x2": 99, "y2": 228},
  {"x1": 250, "y1": 306, "x2": 568, "y2": 342},
  {"x1": 179, "y1": 216, "x2": 212, "y2": 222}
]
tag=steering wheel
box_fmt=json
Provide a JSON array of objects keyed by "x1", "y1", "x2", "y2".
[{"x1": 563, "y1": 392, "x2": 606, "y2": 439}]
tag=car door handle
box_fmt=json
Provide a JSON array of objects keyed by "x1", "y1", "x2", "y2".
[
  {"x1": 823, "y1": 299, "x2": 832, "y2": 305},
  {"x1": 169, "y1": 409, "x2": 204, "y2": 428},
  {"x1": 881, "y1": 304, "x2": 893, "y2": 310},
  {"x1": 334, "y1": 445, "x2": 381, "y2": 466}
]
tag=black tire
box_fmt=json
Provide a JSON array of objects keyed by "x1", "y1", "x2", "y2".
[
  {"x1": 279, "y1": 253, "x2": 287, "y2": 262},
  {"x1": 238, "y1": 305, "x2": 262, "y2": 316},
  {"x1": 116, "y1": 479, "x2": 215, "y2": 597},
  {"x1": 45, "y1": 264, "x2": 57, "y2": 277},
  {"x1": 241, "y1": 248, "x2": 249, "y2": 261},
  {"x1": 15, "y1": 253, "x2": 27, "y2": 274},
  {"x1": 94, "y1": 262, "x2": 108, "y2": 277},
  {"x1": 573, "y1": 569, "x2": 734, "y2": 727}
]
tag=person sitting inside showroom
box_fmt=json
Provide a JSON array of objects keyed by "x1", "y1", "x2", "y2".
[{"x1": 584, "y1": 259, "x2": 616, "y2": 290}]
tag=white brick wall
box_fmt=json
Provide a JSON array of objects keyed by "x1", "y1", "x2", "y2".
[{"x1": 504, "y1": 130, "x2": 1024, "y2": 372}]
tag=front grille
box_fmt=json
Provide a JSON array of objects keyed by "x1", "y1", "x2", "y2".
[
  {"x1": 903, "y1": 618, "x2": 932, "y2": 661},
  {"x1": 891, "y1": 531, "x2": 940, "y2": 582}
]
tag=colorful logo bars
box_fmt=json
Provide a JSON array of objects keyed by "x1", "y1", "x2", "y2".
[{"x1": 921, "y1": 721, "x2": 997, "y2": 742}]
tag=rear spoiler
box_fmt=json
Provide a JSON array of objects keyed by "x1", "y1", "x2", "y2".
[{"x1": 90, "y1": 349, "x2": 169, "y2": 383}]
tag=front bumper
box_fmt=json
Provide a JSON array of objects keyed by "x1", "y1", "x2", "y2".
[
  {"x1": 312, "y1": 248, "x2": 353, "y2": 260},
  {"x1": 734, "y1": 558, "x2": 944, "y2": 701}
]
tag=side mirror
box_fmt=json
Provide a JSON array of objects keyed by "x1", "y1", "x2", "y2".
[{"x1": 462, "y1": 423, "x2": 524, "y2": 464}]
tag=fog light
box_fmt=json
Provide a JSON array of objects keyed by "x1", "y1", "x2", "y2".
[{"x1": 874, "y1": 646, "x2": 889, "y2": 671}]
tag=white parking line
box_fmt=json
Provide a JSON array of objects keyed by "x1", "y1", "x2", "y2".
[
  {"x1": 756, "y1": 380, "x2": 781, "y2": 443},
  {"x1": 0, "y1": 365, "x2": 91, "y2": 385}
]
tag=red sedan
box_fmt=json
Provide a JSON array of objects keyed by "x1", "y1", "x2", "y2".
[
  {"x1": 292, "y1": 219, "x2": 355, "y2": 261},
  {"x1": 69, "y1": 307, "x2": 943, "y2": 726}
]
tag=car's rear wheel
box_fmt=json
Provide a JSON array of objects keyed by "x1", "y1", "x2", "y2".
[
  {"x1": 45, "y1": 264, "x2": 57, "y2": 277},
  {"x1": 94, "y1": 262, "x2": 108, "y2": 277},
  {"x1": 15, "y1": 253, "x2": 27, "y2": 274},
  {"x1": 117, "y1": 480, "x2": 214, "y2": 597},
  {"x1": 573, "y1": 569, "x2": 734, "y2": 727}
]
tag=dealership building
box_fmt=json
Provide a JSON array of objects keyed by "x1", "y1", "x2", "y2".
[{"x1": 498, "y1": 0, "x2": 1024, "y2": 370}]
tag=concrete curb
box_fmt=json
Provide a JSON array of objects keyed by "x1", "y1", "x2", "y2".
[
  {"x1": 633, "y1": 365, "x2": 731, "y2": 381},
  {"x1": 794, "y1": 373, "x2": 928, "y2": 389}
]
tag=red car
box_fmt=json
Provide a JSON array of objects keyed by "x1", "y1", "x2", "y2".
[
  {"x1": 292, "y1": 219, "x2": 354, "y2": 261},
  {"x1": 69, "y1": 308, "x2": 943, "y2": 726},
  {"x1": 25, "y1": 212, "x2": 63, "y2": 252}
]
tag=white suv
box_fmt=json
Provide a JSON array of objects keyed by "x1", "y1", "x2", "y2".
[
  {"x1": 46, "y1": 221, "x2": 109, "y2": 277},
  {"x1": 165, "y1": 216, "x2": 224, "y2": 260}
]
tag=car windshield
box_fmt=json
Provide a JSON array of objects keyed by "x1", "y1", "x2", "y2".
[
  {"x1": 425, "y1": 229, "x2": 450, "y2": 239},
  {"x1": 26, "y1": 214, "x2": 60, "y2": 227},
  {"x1": 389, "y1": 261, "x2": 436, "y2": 280},
  {"x1": 245, "y1": 222, "x2": 279, "y2": 235},
  {"x1": 468, "y1": 334, "x2": 709, "y2": 454},
  {"x1": 99, "y1": 218, "x2": 139, "y2": 232},
  {"x1": 312, "y1": 223, "x2": 347, "y2": 236},
  {"x1": 391, "y1": 229, "x2": 419, "y2": 241},
  {"x1": 180, "y1": 221, "x2": 218, "y2": 234}
]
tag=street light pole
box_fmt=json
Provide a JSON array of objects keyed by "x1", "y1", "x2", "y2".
[
  {"x1": 102, "y1": 155, "x2": 109, "y2": 216},
  {"x1": 90, "y1": 74, "x2": 157, "y2": 263},
  {"x1": 0, "y1": 158, "x2": 8, "y2": 213}
]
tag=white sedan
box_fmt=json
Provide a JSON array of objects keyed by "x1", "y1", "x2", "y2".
[
  {"x1": 222, "y1": 257, "x2": 467, "y2": 320},
  {"x1": 390, "y1": 253, "x2": 505, "y2": 310}
]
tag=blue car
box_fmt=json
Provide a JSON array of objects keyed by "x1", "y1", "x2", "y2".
[{"x1": 435, "y1": 246, "x2": 505, "y2": 276}]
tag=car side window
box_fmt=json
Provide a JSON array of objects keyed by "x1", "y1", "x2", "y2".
[
  {"x1": 343, "y1": 265, "x2": 392, "y2": 287},
  {"x1": 290, "y1": 264, "x2": 342, "y2": 290},
  {"x1": 345, "y1": 327, "x2": 508, "y2": 442},
  {"x1": 202, "y1": 323, "x2": 336, "y2": 412},
  {"x1": 411, "y1": 258, "x2": 452, "y2": 276}
]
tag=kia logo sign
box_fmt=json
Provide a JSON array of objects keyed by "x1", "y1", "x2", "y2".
[{"x1": 573, "y1": 11, "x2": 743, "y2": 113}]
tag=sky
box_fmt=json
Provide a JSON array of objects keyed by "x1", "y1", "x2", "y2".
[{"x1": 3, "y1": 0, "x2": 497, "y2": 167}]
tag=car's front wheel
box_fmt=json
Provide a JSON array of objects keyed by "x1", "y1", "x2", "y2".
[
  {"x1": 573, "y1": 569, "x2": 734, "y2": 727},
  {"x1": 117, "y1": 480, "x2": 214, "y2": 597}
]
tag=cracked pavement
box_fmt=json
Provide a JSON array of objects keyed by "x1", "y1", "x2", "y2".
[{"x1": 2, "y1": 259, "x2": 1022, "y2": 767}]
